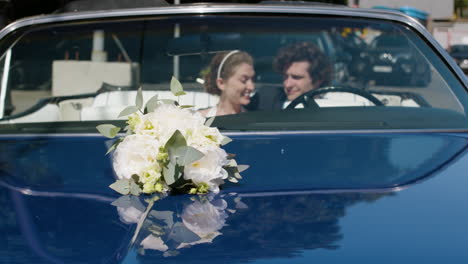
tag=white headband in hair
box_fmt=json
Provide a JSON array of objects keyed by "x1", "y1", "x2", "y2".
[{"x1": 216, "y1": 50, "x2": 240, "y2": 79}]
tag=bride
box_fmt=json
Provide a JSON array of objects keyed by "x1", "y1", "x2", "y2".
[{"x1": 199, "y1": 50, "x2": 255, "y2": 117}]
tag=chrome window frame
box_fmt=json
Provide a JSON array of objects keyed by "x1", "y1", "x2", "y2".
[{"x1": 0, "y1": 4, "x2": 465, "y2": 134}]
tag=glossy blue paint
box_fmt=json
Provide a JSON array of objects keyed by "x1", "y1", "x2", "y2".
[{"x1": 0, "y1": 132, "x2": 467, "y2": 263}]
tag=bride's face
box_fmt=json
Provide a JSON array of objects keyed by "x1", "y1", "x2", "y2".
[{"x1": 219, "y1": 63, "x2": 255, "y2": 106}]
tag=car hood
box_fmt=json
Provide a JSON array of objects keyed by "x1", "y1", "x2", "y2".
[{"x1": 1, "y1": 132, "x2": 467, "y2": 263}]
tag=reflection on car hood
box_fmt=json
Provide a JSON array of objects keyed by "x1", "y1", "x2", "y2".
[{"x1": 0, "y1": 132, "x2": 467, "y2": 263}]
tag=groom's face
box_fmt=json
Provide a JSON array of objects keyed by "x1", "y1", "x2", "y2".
[{"x1": 282, "y1": 61, "x2": 316, "y2": 101}]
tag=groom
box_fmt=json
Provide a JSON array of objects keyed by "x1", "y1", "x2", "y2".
[{"x1": 270, "y1": 41, "x2": 332, "y2": 109}]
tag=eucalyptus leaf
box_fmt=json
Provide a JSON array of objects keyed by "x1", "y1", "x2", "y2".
[
  {"x1": 118, "y1": 106, "x2": 139, "y2": 118},
  {"x1": 145, "y1": 94, "x2": 159, "y2": 113},
  {"x1": 160, "y1": 99, "x2": 177, "y2": 105},
  {"x1": 165, "y1": 130, "x2": 187, "y2": 149},
  {"x1": 135, "y1": 87, "x2": 143, "y2": 110},
  {"x1": 170, "y1": 76, "x2": 185, "y2": 96},
  {"x1": 168, "y1": 222, "x2": 200, "y2": 243},
  {"x1": 237, "y1": 164, "x2": 250, "y2": 173},
  {"x1": 174, "y1": 146, "x2": 204, "y2": 166},
  {"x1": 165, "y1": 130, "x2": 187, "y2": 164},
  {"x1": 163, "y1": 161, "x2": 182, "y2": 185},
  {"x1": 227, "y1": 159, "x2": 238, "y2": 167},
  {"x1": 106, "y1": 138, "x2": 123, "y2": 155},
  {"x1": 129, "y1": 179, "x2": 142, "y2": 196},
  {"x1": 205, "y1": 116, "x2": 215, "y2": 127},
  {"x1": 225, "y1": 167, "x2": 236, "y2": 180},
  {"x1": 109, "y1": 179, "x2": 130, "y2": 195},
  {"x1": 163, "y1": 162, "x2": 176, "y2": 185},
  {"x1": 234, "y1": 172, "x2": 242, "y2": 179},
  {"x1": 221, "y1": 135, "x2": 232, "y2": 146},
  {"x1": 97, "y1": 124, "x2": 121, "y2": 139},
  {"x1": 228, "y1": 177, "x2": 239, "y2": 183}
]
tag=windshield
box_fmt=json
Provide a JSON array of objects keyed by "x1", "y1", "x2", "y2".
[{"x1": 0, "y1": 15, "x2": 466, "y2": 131}]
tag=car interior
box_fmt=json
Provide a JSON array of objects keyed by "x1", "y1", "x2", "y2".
[{"x1": 0, "y1": 15, "x2": 466, "y2": 132}]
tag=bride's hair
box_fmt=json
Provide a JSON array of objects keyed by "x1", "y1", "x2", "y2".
[{"x1": 204, "y1": 50, "x2": 253, "y2": 95}]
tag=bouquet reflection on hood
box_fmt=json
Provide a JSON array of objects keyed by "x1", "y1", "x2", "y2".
[{"x1": 113, "y1": 193, "x2": 247, "y2": 257}]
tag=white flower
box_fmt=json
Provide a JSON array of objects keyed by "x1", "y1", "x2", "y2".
[
  {"x1": 180, "y1": 199, "x2": 228, "y2": 245},
  {"x1": 113, "y1": 134, "x2": 161, "y2": 180},
  {"x1": 188, "y1": 125, "x2": 224, "y2": 148},
  {"x1": 140, "y1": 235, "x2": 169, "y2": 252},
  {"x1": 117, "y1": 206, "x2": 144, "y2": 224},
  {"x1": 126, "y1": 112, "x2": 144, "y2": 134},
  {"x1": 183, "y1": 146, "x2": 228, "y2": 193},
  {"x1": 145, "y1": 104, "x2": 205, "y2": 143}
]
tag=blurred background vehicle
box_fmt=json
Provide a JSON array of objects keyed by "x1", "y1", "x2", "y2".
[{"x1": 448, "y1": 44, "x2": 468, "y2": 73}]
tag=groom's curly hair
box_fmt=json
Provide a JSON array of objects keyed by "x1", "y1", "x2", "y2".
[{"x1": 273, "y1": 42, "x2": 332, "y2": 87}]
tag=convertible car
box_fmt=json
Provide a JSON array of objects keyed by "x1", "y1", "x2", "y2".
[{"x1": 1, "y1": 1, "x2": 468, "y2": 263}]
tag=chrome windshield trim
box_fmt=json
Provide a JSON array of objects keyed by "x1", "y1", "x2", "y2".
[
  {"x1": 0, "y1": 5, "x2": 423, "y2": 35},
  {"x1": 0, "y1": 4, "x2": 465, "y2": 87},
  {"x1": 0, "y1": 128, "x2": 466, "y2": 138}
]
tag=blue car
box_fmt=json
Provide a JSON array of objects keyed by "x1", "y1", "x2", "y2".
[{"x1": 0, "y1": 2, "x2": 467, "y2": 263}]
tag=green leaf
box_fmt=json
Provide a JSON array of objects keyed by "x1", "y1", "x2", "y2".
[
  {"x1": 227, "y1": 159, "x2": 238, "y2": 167},
  {"x1": 105, "y1": 138, "x2": 123, "y2": 155},
  {"x1": 234, "y1": 172, "x2": 242, "y2": 179},
  {"x1": 221, "y1": 135, "x2": 232, "y2": 146},
  {"x1": 174, "y1": 146, "x2": 204, "y2": 166},
  {"x1": 145, "y1": 94, "x2": 159, "y2": 113},
  {"x1": 160, "y1": 99, "x2": 177, "y2": 105},
  {"x1": 228, "y1": 177, "x2": 239, "y2": 183},
  {"x1": 205, "y1": 116, "x2": 215, "y2": 127},
  {"x1": 129, "y1": 179, "x2": 142, "y2": 196},
  {"x1": 170, "y1": 76, "x2": 186, "y2": 96},
  {"x1": 225, "y1": 166, "x2": 236, "y2": 180},
  {"x1": 97, "y1": 124, "x2": 121, "y2": 138},
  {"x1": 135, "y1": 87, "x2": 143, "y2": 110},
  {"x1": 109, "y1": 179, "x2": 130, "y2": 195},
  {"x1": 165, "y1": 130, "x2": 187, "y2": 164},
  {"x1": 163, "y1": 161, "x2": 182, "y2": 185},
  {"x1": 118, "y1": 106, "x2": 139, "y2": 118},
  {"x1": 237, "y1": 164, "x2": 249, "y2": 173}
]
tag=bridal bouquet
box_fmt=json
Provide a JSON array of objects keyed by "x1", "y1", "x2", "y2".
[{"x1": 97, "y1": 77, "x2": 247, "y2": 196}]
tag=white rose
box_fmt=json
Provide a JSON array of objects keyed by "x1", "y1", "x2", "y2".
[
  {"x1": 140, "y1": 235, "x2": 169, "y2": 252},
  {"x1": 113, "y1": 134, "x2": 161, "y2": 180},
  {"x1": 146, "y1": 104, "x2": 205, "y2": 143},
  {"x1": 181, "y1": 199, "x2": 228, "y2": 240},
  {"x1": 183, "y1": 146, "x2": 228, "y2": 193},
  {"x1": 188, "y1": 125, "x2": 224, "y2": 148},
  {"x1": 117, "y1": 206, "x2": 144, "y2": 224}
]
